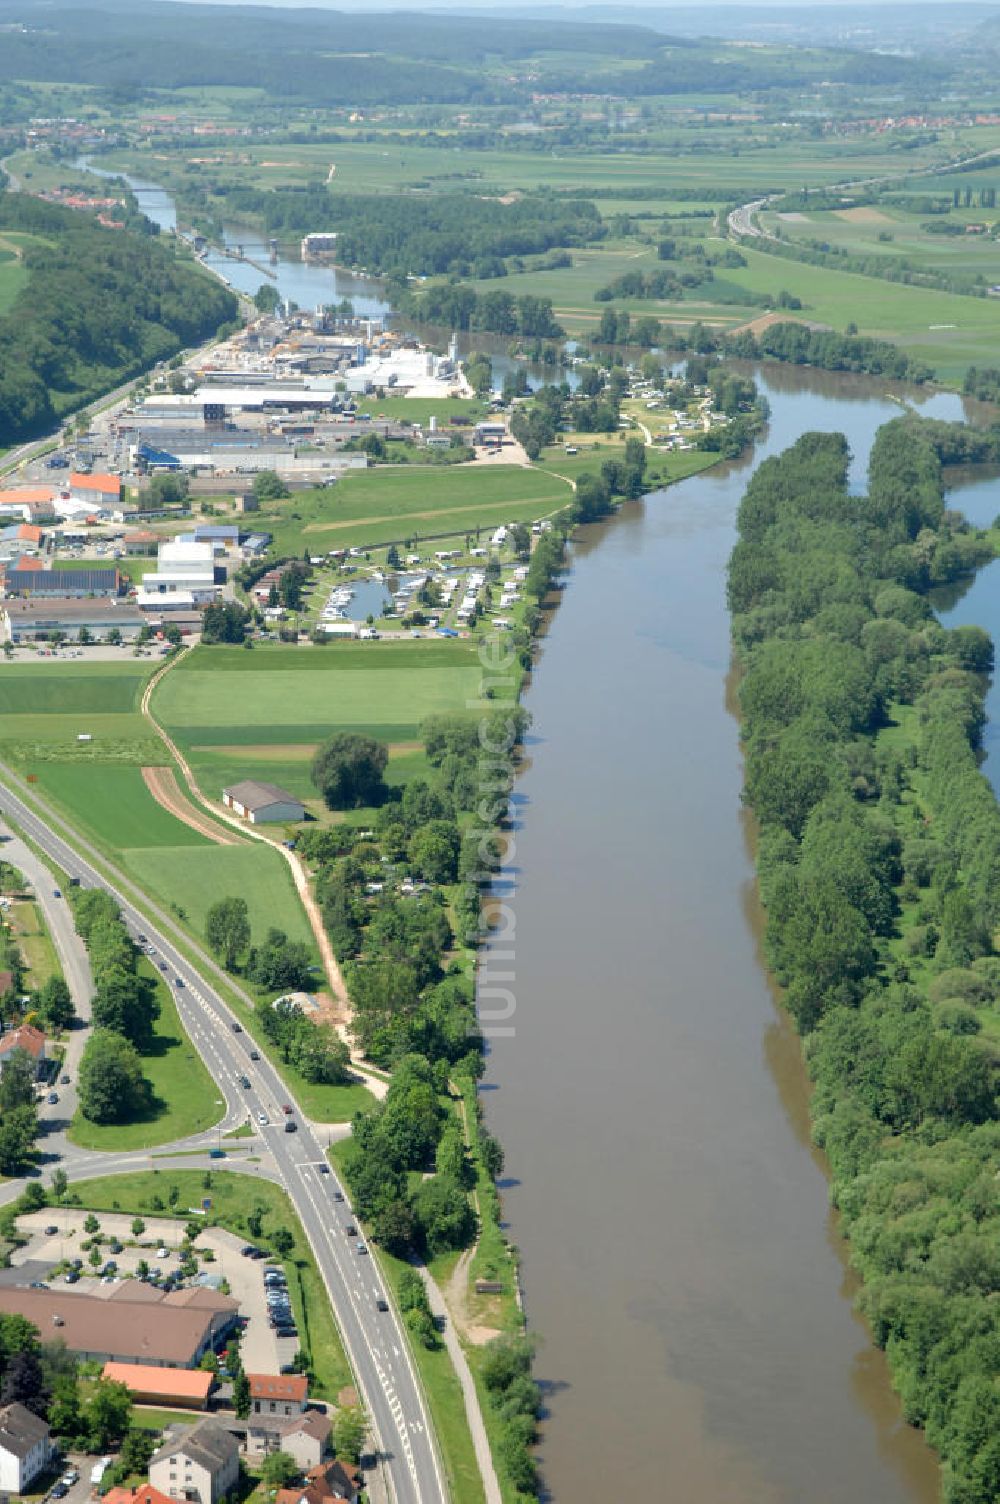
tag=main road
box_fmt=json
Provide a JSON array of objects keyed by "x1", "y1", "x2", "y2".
[{"x1": 0, "y1": 771, "x2": 446, "y2": 1504}]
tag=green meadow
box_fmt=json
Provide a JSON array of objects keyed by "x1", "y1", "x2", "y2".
[
  {"x1": 32, "y1": 764, "x2": 212, "y2": 850},
  {"x1": 256, "y1": 463, "x2": 571, "y2": 555},
  {"x1": 123, "y1": 844, "x2": 315, "y2": 950}
]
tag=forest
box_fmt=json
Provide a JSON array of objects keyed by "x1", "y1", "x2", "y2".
[
  {"x1": 206, "y1": 187, "x2": 604, "y2": 281},
  {"x1": 0, "y1": 193, "x2": 236, "y2": 446},
  {"x1": 729, "y1": 417, "x2": 1000, "y2": 1504}
]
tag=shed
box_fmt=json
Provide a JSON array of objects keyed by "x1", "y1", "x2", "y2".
[{"x1": 222, "y1": 780, "x2": 305, "y2": 824}]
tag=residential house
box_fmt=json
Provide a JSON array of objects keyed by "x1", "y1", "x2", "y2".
[
  {"x1": 276, "y1": 1413, "x2": 331, "y2": 1472},
  {"x1": 105, "y1": 1484, "x2": 175, "y2": 1504},
  {"x1": 245, "y1": 1375, "x2": 331, "y2": 1464},
  {"x1": 222, "y1": 781, "x2": 305, "y2": 825},
  {"x1": 0, "y1": 1025, "x2": 48, "y2": 1078},
  {"x1": 149, "y1": 1421, "x2": 240, "y2": 1504},
  {"x1": 0, "y1": 1402, "x2": 55, "y2": 1493},
  {"x1": 275, "y1": 1460, "x2": 359, "y2": 1504},
  {"x1": 0, "y1": 488, "x2": 59, "y2": 524}
]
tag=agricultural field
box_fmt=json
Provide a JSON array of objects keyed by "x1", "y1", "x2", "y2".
[
  {"x1": 0, "y1": 661, "x2": 161, "y2": 766},
  {"x1": 0, "y1": 248, "x2": 28, "y2": 316},
  {"x1": 152, "y1": 641, "x2": 481, "y2": 809},
  {"x1": 255, "y1": 463, "x2": 571, "y2": 556},
  {"x1": 124, "y1": 843, "x2": 315, "y2": 949}
]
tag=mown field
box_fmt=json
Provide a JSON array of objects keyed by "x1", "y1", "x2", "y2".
[
  {"x1": 0, "y1": 250, "x2": 28, "y2": 316},
  {"x1": 257, "y1": 463, "x2": 571, "y2": 555},
  {"x1": 153, "y1": 641, "x2": 480, "y2": 808},
  {"x1": 33, "y1": 764, "x2": 213, "y2": 850},
  {"x1": 124, "y1": 844, "x2": 314, "y2": 949}
]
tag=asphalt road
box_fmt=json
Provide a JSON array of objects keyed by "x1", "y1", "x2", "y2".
[{"x1": 0, "y1": 772, "x2": 446, "y2": 1504}]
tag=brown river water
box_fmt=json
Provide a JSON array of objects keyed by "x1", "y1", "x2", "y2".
[{"x1": 478, "y1": 367, "x2": 982, "y2": 1504}]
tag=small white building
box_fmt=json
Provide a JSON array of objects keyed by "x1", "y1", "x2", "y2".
[
  {"x1": 222, "y1": 780, "x2": 305, "y2": 824},
  {"x1": 0, "y1": 1403, "x2": 55, "y2": 1494}
]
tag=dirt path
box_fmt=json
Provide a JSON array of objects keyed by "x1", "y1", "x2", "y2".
[
  {"x1": 141, "y1": 765, "x2": 242, "y2": 846},
  {"x1": 141, "y1": 649, "x2": 365, "y2": 1052}
]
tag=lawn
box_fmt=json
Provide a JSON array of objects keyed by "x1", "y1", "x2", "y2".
[
  {"x1": 33, "y1": 764, "x2": 213, "y2": 850},
  {"x1": 364, "y1": 397, "x2": 487, "y2": 425},
  {"x1": 69, "y1": 965, "x2": 222, "y2": 1151},
  {"x1": 65, "y1": 1171, "x2": 352, "y2": 1400},
  {"x1": 8, "y1": 900, "x2": 61, "y2": 989},
  {"x1": 122, "y1": 844, "x2": 315, "y2": 951}
]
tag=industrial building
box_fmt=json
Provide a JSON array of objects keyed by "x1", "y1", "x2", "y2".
[
  {"x1": 2, "y1": 566, "x2": 121, "y2": 598},
  {"x1": 141, "y1": 539, "x2": 219, "y2": 606},
  {"x1": 0, "y1": 1285, "x2": 239, "y2": 1366},
  {"x1": 0, "y1": 598, "x2": 146, "y2": 643},
  {"x1": 222, "y1": 780, "x2": 305, "y2": 824}
]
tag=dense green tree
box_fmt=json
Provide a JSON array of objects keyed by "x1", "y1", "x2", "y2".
[{"x1": 312, "y1": 733, "x2": 388, "y2": 810}]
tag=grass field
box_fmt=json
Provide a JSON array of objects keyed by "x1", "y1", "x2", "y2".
[
  {"x1": 0, "y1": 254, "x2": 28, "y2": 316},
  {"x1": 123, "y1": 843, "x2": 315, "y2": 950},
  {"x1": 153, "y1": 642, "x2": 479, "y2": 808},
  {"x1": 256, "y1": 464, "x2": 571, "y2": 555},
  {"x1": 66, "y1": 1171, "x2": 352, "y2": 1400},
  {"x1": 34, "y1": 764, "x2": 213, "y2": 850},
  {"x1": 69, "y1": 964, "x2": 222, "y2": 1150},
  {"x1": 0, "y1": 663, "x2": 150, "y2": 715}
]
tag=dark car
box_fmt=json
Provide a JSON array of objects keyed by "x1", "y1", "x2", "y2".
[
  {"x1": 282, "y1": 1104, "x2": 293, "y2": 1115},
  {"x1": 239, "y1": 1075, "x2": 250, "y2": 1089},
  {"x1": 319, "y1": 1164, "x2": 330, "y2": 1175},
  {"x1": 44, "y1": 1225, "x2": 58, "y2": 1235},
  {"x1": 209, "y1": 1147, "x2": 226, "y2": 1159},
  {"x1": 46, "y1": 1092, "x2": 58, "y2": 1105},
  {"x1": 279, "y1": 1363, "x2": 297, "y2": 1375},
  {"x1": 175, "y1": 977, "x2": 185, "y2": 989},
  {"x1": 333, "y1": 1191, "x2": 344, "y2": 1202},
  {"x1": 70, "y1": 1258, "x2": 82, "y2": 1269},
  {"x1": 60, "y1": 1074, "x2": 70, "y2": 1084},
  {"x1": 231, "y1": 1022, "x2": 242, "y2": 1033},
  {"x1": 52, "y1": 1484, "x2": 68, "y2": 1498},
  {"x1": 283, "y1": 1120, "x2": 297, "y2": 1133},
  {"x1": 275, "y1": 1326, "x2": 298, "y2": 1339},
  {"x1": 52, "y1": 888, "x2": 61, "y2": 898},
  {"x1": 249, "y1": 1051, "x2": 260, "y2": 1061},
  {"x1": 376, "y1": 1298, "x2": 389, "y2": 1312},
  {"x1": 345, "y1": 1225, "x2": 357, "y2": 1237},
  {"x1": 240, "y1": 1245, "x2": 257, "y2": 1258}
]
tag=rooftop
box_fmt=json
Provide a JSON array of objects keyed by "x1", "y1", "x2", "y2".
[
  {"x1": 0, "y1": 1402, "x2": 50, "y2": 1459},
  {"x1": 0, "y1": 1024, "x2": 46, "y2": 1059},
  {"x1": 70, "y1": 473, "x2": 121, "y2": 494},
  {"x1": 151, "y1": 1419, "x2": 240, "y2": 1474},
  {"x1": 0, "y1": 1285, "x2": 237, "y2": 1366},
  {"x1": 224, "y1": 780, "x2": 302, "y2": 812},
  {"x1": 247, "y1": 1373, "x2": 308, "y2": 1404},
  {"x1": 102, "y1": 1363, "x2": 214, "y2": 1403}
]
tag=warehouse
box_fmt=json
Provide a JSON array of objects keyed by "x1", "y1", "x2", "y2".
[
  {"x1": 2, "y1": 567, "x2": 121, "y2": 598},
  {"x1": 1, "y1": 598, "x2": 146, "y2": 643},
  {"x1": 0, "y1": 1285, "x2": 239, "y2": 1366},
  {"x1": 222, "y1": 780, "x2": 305, "y2": 824}
]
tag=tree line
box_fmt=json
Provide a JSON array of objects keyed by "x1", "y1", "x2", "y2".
[
  {"x1": 729, "y1": 416, "x2": 1000, "y2": 1503},
  {"x1": 73, "y1": 889, "x2": 158, "y2": 1125}
]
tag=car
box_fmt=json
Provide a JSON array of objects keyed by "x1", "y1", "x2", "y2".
[
  {"x1": 44, "y1": 1225, "x2": 58, "y2": 1235},
  {"x1": 240, "y1": 1245, "x2": 255, "y2": 1257},
  {"x1": 249, "y1": 1248, "x2": 267, "y2": 1260},
  {"x1": 283, "y1": 1120, "x2": 297, "y2": 1133},
  {"x1": 29, "y1": 1280, "x2": 47, "y2": 1289},
  {"x1": 239, "y1": 1075, "x2": 250, "y2": 1089},
  {"x1": 279, "y1": 1363, "x2": 297, "y2": 1375},
  {"x1": 231, "y1": 1022, "x2": 242, "y2": 1033},
  {"x1": 158, "y1": 961, "x2": 168, "y2": 971},
  {"x1": 208, "y1": 1147, "x2": 226, "y2": 1159},
  {"x1": 60, "y1": 1074, "x2": 69, "y2": 1084},
  {"x1": 175, "y1": 977, "x2": 185, "y2": 989},
  {"x1": 47, "y1": 1092, "x2": 58, "y2": 1105},
  {"x1": 70, "y1": 1258, "x2": 82, "y2": 1269},
  {"x1": 345, "y1": 1225, "x2": 357, "y2": 1238},
  {"x1": 249, "y1": 1050, "x2": 260, "y2": 1061},
  {"x1": 52, "y1": 888, "x2": 61, "y2": 898},
  {"x1": 64, "y1": 1271, "x2": 79, "y2": 1284},
  {"x1": 61, "y1": 1472, "x2": 78, "y2": 1487},
  {"x1": 274, "y1": 1326, "x2": 298, "y2": 1339},
  {"x1": 333, "y1": 1191, "x2": 344, "y2": 1203},
  {"x1": 281, "y1": 1104, "x2": 293, "y2": 1115},
  {"x1": 357, "y1": 1244, "x2": 368, "y2": 1256},
  {"x1": 257, "y1": 1111, "x2": 269, "y2": 1125},
  {"x1": 319, "y1": 1164, "x2": 330, "y2": 1175},
  {"x1": 156, "y1": 1247, "x2": 169, "y2": 1259},
  {"x1": 51, "y1": 1484, "x2": 68, "y2": 1498},
  {"x1": 376, "y1": 1298, "x2": 389, "y2": 1312}
]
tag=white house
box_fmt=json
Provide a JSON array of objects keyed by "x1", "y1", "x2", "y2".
[
  {"x1": 0, "y1": 1403, "x2": 55, "y2": 1493},
  {"x1": 222, "y1": 780, "x2": 305, "y2": 824},
  {"x1": 149, "y1": 1420, "x2": 240, "y2": 1504}
]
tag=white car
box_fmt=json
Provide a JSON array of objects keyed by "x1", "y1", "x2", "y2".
[
  {"x1": 156, "y1": 1247, "x2": 169, "y2": 1259},
  {"x1": 258, "y1": 1111, "x2": 269, "y2": 1126}
]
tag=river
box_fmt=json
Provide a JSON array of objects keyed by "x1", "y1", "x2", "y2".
[
  {"x1": 479, "y1": 369, "x2": 985, "y2": 1504},
  {"x1": 66, "y1": 154, "x2": 983, "y2": 1501}
]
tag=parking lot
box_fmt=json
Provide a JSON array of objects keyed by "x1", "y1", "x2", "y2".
[{"x1": 14, "y1": 1210, "x2": 297, "y2": 1372}]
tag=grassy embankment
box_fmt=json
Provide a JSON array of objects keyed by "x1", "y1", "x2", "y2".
[{"x1": 63, "y1": 1172, "x2": 352, "y2": 1400}]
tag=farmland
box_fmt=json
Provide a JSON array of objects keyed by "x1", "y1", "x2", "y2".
[
  {"x1": 152, "y1": 641, "x2": 481, "y2": 808},
  {"x1": 124, "y1": 843, "x2": 314, "y2": 949}
]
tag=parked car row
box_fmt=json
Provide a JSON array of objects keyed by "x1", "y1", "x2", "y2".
[{"x1": 264, "y1": 1265, "x2": 298, "y2": 1339}]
